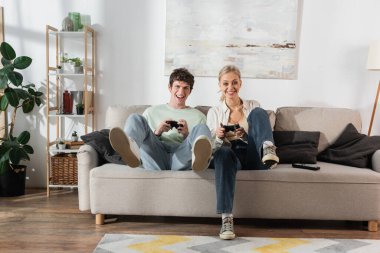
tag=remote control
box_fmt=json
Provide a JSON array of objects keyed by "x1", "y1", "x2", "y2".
[{"x1": 292, "y1": 163, "x2": 320, "y2": 171}]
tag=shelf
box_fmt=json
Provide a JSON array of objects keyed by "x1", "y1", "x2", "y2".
[
  {"x1": 48, "y1": 184, "x2": 78, "y2": 188},
  {"x1": 49, "y1": 73, "x2": 92, "y2": 77},
  {"x1": 48, "y1": 30, "x2": 92, "y2": 37},
  {"x1": 49, "y1": 147, "x2": 80, "y2": 153},
  {"x1": 48, "y1": 114, "x2": 92, "y2": 118}
]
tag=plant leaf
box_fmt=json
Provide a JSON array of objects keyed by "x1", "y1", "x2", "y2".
[
  {"x1": 9, "y1": 148, "x2": 22, "y2": 164},
  {"x1": 0, "y1": 72, "x2": 8, "y2": 89},
  {"x1": 22, "y1": 99, "x2": 34, "y2": 113},
  {"x1": 4, "y1": 87, "x2": 19, "y2": 107},
  {"x1": 17, "y1": 131, "x2": 30, "y2": 144},
  {"x1": 28, "y1": 88, "x2": 36, "y2": 95},
  {"x1": 0, "y1": 149, "x2": 10, "y2": 163},
  {"x1": 35, "y1": 97, "x2": 42, "y2": 106},
  {"x1": 0, "y1": 95, "x2": 8, "y2": 111},
  {"x1": 13, "y1": 56, "x2": 32, "y2": 69},
  {"x1": 1, "y1": 57, "x2": 12, "y2": 66},
  {"x1": 7, "y1": 71, "x2": 23, "y2": 86},
  {"x1": 23, "y1": 145, "x2": 34, "y2": 154},
  {"x1": 0, "y1": 42, "x2": 16, "y2": 61},
  {"x1": 14, "y1": 88, "x2": 30, "y2": 100},
  {"x1": 35, "y1": 91, "x2": 43, "y2": 97}
]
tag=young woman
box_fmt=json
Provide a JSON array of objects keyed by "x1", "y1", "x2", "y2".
[{"x1": 207, "y1": 65, "x2": 279, "y2": 240}]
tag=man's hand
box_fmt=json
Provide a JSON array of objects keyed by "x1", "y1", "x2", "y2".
[
  {"x1": 154, "y1": 119, "x2": 172, "y2": 136},
  {"x1": 177, "y1": 119, "x2": 189, "y2": 138}
]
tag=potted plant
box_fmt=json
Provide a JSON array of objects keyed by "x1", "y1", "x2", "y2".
[
  {"x1": 70, "y1": 57, "x2": 83, "y2": 74},
  {"x1": 58, "y1": 139, "x2": 66, "y2": 150},
  {"x1": 0, "y1": 42, "x2": 43, "y2": 196},
  {"x1": 71, "y1": 131, "x2": 78, "y2": 142},
  {"x1": 76, "y1": 103, "x2": 84, "y2": 115}
]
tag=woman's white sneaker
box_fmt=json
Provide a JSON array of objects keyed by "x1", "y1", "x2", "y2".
[{"x1": 219, "y1": 216, "x2": 236, "y2": 240}]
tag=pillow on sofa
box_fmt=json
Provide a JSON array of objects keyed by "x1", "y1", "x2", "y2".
[
  {"x1": 317, "y1": 123, "x2": 380, "y2": 168},
  {"x1": 81, "y1": 129, "x2": 125, "y2": 165},
  {"x1": 273, "y1": 131, "x2": 320, "y2": 164}
]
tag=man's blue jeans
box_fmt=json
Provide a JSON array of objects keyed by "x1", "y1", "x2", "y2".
[
  {"x1": 209, "y1": 108, "x2": 274, "y2": 213},
  {"x1": 124, "y1": 113, "x2": 211, "y2": 171}
]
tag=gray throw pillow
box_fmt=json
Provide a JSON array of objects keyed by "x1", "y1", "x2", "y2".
[{"x1": 273, "y1": 131, "x2": 320, "y2": 164}]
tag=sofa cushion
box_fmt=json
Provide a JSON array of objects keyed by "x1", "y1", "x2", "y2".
[
  {"x1": 274, "y1": 107, "x2": 361, "y2": 152},
  {"x1": 274, "y1": 131, "x2": 320, "y2": 164},
  {"x1": 105, "y1": 105, "x2": 150, "y2": 129},
  {"x1": 91, "y1": 162, "x2": 380, "y2": 184}
]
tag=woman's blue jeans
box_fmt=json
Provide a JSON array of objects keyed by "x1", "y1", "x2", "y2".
[{"x1": 209, "y1": 107, "x2": 274, "y2": 214}]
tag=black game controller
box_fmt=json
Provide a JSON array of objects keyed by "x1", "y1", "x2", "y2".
[
  {"x1": 166, "y1": 120, "x2": 184, "y2": 129},
  {"x1": 223, "y1": 124, "x2": 240, "y2": 132}
]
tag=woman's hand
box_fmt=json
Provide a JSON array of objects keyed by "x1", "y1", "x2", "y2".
[
  {"x1": 235, "y1": 127, "x2": 246, "y2": 139},
  {"x1": 216, "y1": 123, "x2": 226, "y2": 139}
]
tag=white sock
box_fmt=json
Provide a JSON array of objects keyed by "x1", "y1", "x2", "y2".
[{"x1": 222, "y1": 213, "x2": 233, "y2": 220}]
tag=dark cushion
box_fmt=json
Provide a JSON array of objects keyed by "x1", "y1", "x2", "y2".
[
  {"x1": 318, "y1": 123, "x2": 380, "y2": 168},
  {"x1": 273, "y1": 131, "x2": 320, "y2": 164},
  {"x1": 81, "y1": 129, "x2": 125, "y2": 165}
]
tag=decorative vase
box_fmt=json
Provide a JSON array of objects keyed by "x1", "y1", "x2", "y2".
[
  {"x1": 63, "y1": 90, "x2": 73, "y2": 114},
  {"x1": 62, "y1": 15, "x2": 74, "y2": 31}
]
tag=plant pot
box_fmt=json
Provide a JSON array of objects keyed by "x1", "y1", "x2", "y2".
[
  {"x1": 74, "y1": 66, "x2": 83, "y2": 74},
  {"x1": 0, "y1": 165, "x2": 27, "y2": 197},
  {"x1": 58, "y1": 144, "x2": 66, "y2": 150},
  {"x1": 76, "y1": 107, "x2": 84, "y2": 115}
]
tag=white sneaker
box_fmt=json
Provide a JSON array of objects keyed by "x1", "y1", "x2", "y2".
[
  {"x1": 192, "y1": 135, "x2": 212, "y2": 172},
  {"x1": 219, "y1": 217, "x2": 236, "y2": 240},
  {"x1": 109, "y1": 127, "x2": 140, "y2": 168},
  {"x1": 262, "y1": 142, "x2": 279, "y2": 169}
]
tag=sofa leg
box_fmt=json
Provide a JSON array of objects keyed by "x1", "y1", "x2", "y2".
[
  {"x1": 96, "y1": 214, "x2": 105, "y2": 225},
  {"x1": 368, "y1": 220, "x2": 378, "y2": 232}
]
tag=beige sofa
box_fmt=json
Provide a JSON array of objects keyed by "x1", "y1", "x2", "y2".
[{"x1": 77, "y1": 105, "x2": 380, "y2": 231}]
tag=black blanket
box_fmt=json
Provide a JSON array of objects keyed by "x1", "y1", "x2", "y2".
[
  {"x1": 81, "y1": 129, "x2": 125, "y2": 165},
  {"x1": 317, "y1": 123, "x2": 380, "y2": 168}
]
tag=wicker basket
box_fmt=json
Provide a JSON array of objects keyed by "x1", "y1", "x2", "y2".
[{"x1": 50, "y1": 153, "x2": 78, "y2": 185}]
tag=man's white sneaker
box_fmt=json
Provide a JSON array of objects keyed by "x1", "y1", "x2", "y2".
[
  {"x1": 262, "y1": 143, "x2": 279, "y2": 169},
  {"x1": 219, "y1": 217, "x2": 236, "y2": 240},
  {"x1": 192, "y1": 135, "x2": 212, "y2": 172},
  {"x1": 109, "y1": 127, "x2": 140, "y2": 168}
]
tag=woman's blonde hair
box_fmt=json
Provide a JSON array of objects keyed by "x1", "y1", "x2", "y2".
[{"x1": 218, "y1": 65, "x2": 241, "y2": 101}]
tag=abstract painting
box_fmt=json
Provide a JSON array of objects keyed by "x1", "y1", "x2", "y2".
[{"x1": 165, "y1": 0, "x2": 302, "y2": 79}]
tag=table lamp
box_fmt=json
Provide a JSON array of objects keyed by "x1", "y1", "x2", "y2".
[{"x1": 366, "y1": 41, "x2": 380, "y2": 136}]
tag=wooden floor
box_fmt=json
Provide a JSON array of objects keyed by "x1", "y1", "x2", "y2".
[{"x1": 0, "y1": 189, "x2": 379, "y2": 253}]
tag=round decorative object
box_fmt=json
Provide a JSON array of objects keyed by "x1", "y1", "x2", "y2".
[{"x1": 62, "y1": 15, "x2": 74, "y2": 31}]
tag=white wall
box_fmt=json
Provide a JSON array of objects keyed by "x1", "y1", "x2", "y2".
[{"x1": 1, "y1": 0, "x2": 380, "y2": 187}]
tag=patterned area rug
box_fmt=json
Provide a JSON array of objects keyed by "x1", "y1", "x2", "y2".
[{"x1": 93, "y1": 234, "x2": 380, "y2": 253}]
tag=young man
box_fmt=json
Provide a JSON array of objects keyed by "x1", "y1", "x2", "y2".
[{"x1": 109, "y1": 68, "x2": 212, "y2": 171}]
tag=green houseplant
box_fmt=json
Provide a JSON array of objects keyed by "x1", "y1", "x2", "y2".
[
  {"x1": 0, "y1": 42, "x2": 43, "y2": 196},
  {"x1": 70, "y1": 57, "x2": 83, "y2": 73},
  {"x1": 75, "y1": 103, "x2": 84, "y2": 115}
]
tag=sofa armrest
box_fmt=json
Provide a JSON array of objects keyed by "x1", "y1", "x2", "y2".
[
  {"x1": 372, "y1": 150, "x2": 380, "y2": 173},
  {"x1": 77, "y1": 144, "x2": 99, "y2": 211}
]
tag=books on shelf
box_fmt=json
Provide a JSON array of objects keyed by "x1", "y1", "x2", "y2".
[{"x1": 65, "y1": 141, "x2": 84, "y2": 149}]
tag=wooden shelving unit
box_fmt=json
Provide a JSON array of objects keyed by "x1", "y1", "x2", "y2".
[{"x1": 45, "y1": 25, "x2": 96, "y2": 196}]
